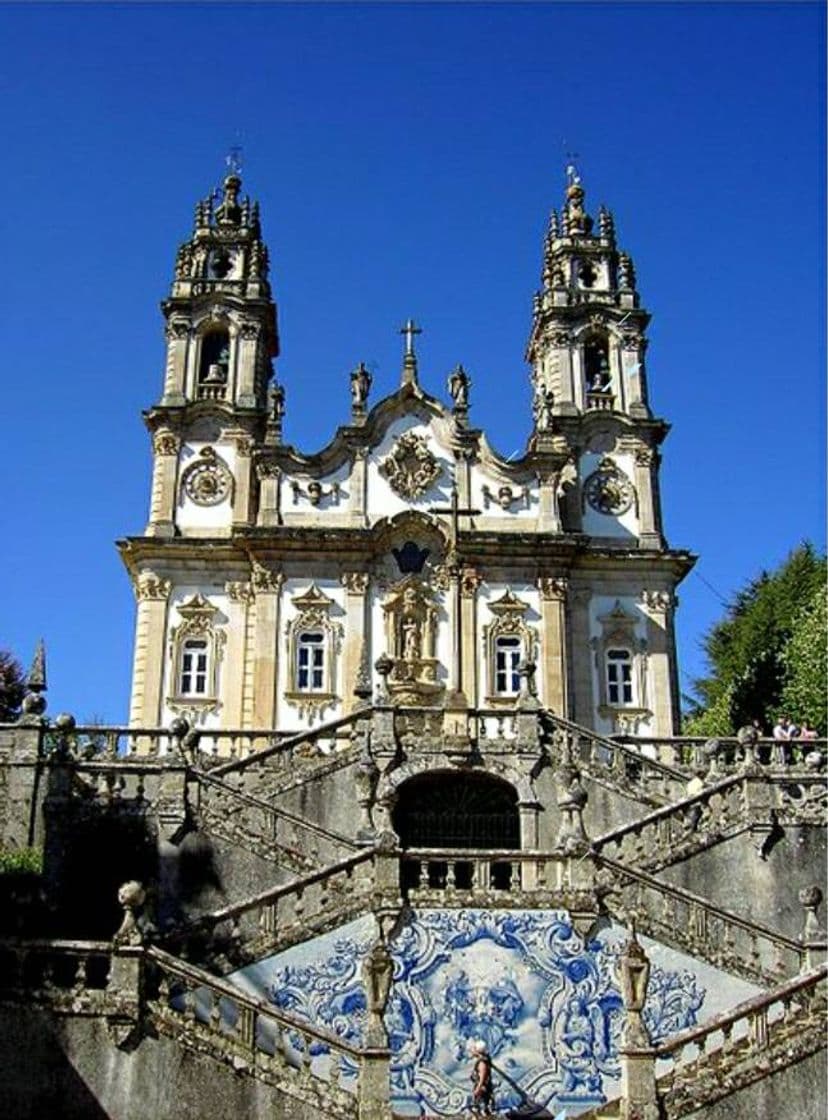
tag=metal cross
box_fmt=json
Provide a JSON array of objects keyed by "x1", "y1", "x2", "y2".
[
  {"x1": 226, "y1": 145, "x2": 244, "y2": 176},
  {"x1": 399, "y1": 318, "x2": 422, "y2": 358}
]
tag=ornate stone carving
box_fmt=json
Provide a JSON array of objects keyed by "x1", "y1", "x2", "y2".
[
  {"x1": 481, "y1": 484, "x2": 529, "y2": 511},
  {"x1": 256, "y1": 460, "x2": 281, "y2": 481},
  {"x1": 342, "y1": 571, "x2": 370, "y2": 595},
  {"x1": 549, "y1": 328, "x2": 571, "y2": 347},
  {"x1": 134, "y1": 572, "x2": 171, "y2": 601},
  {"x1": 181, "y1": 447, "x2": 233, "y2": 506},
  {"x1": 250, "y1": 560, "x2": 283, "y2": 594},
  {"x1": 538, "y1": 576, "x2": 569, "y2": 601},
  {"x1": 584, "y1": 458, "x2": 636, "y2": 516},
  {"x1": 239, "y1": 322, "x2": 260, "y2": 340},
  {"x1": 225, "y1": 580, "x2": 254, "y2": 604},
  {"x1": 460, "y1": 567, "x2": 483, "y2": 597},
  {"x1": 381, "y1": 576, "x2": 443, "y2": 705},
  {"x1": 483, "y1": 589, "x2": 538, "y2": 702},
  {"x1": 621, "y1": 331, "x2": 642, "y2": 351},
  {"x1": 291, "y1": 479, "x2": 341, "y2": 507},
  {"x1": 234, "y1": 435, "x2": 253, "y2": 458},
  {"x1": 284, "y1": 583, "x2": 343, "y2": 721},
  {"x1": 641, "y1": 590, "x2": 674, "y2": 613},
  {"x1": 379, "y1": 432, "x2": 442, "y2": 499},
  {"x1": 152, "y1": 431, "x2": 180, "y2": 456},
  {"x1": 167, "y1": 593, "x2": 226, "y2": 716},
  {"x1": 165, "y1": 319, "x2": 190, "y2": 341}
]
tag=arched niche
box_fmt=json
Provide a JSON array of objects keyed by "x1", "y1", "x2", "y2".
[{"x1": 392, "y1": 770, "x2": 520, "y2": 850}]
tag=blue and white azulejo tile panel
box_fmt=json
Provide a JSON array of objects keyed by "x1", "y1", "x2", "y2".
[{"x1": 230, "y1": 909, "x2": 761, "y2": 1116}]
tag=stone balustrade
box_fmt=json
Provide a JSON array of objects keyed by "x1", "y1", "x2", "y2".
[
  {"x1": 601, "y1": 858, "x2": 817, "y2": 985},
  {"x1": 399, "y1": 847, "x2": 594, "y2": 906},
  {"x1": 166, "y1": 848, "x2": 380, "y2": 961},
  {"x1": 211, "y1": 711, "x2": 368, "y2": 781},
  {"x1": 193, "y1": 770, "x2": 359, "y2": 871},
  {"x1": 614, "y1": 734, "x2": 826, "y2": 773},
  {"x1": 0, "y1": 937, "x2": 114, "y2": 1011},
  {"x1": 41, "y1": 723, "x2": 285, "y2": 762},
  {"x1": 146, "y1": 946, "x2": 363, "y2": 1118},
  {"x1": 592, "y1": 774, "x2": 747, "y2": 870},
  {"x1": 652, "y1": 965, "x2": 828, "y2": 1115}
]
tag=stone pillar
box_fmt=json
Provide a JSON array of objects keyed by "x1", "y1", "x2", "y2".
[
  {"x1": 460, "y1": 568, "x2": 482, "y2": 704},
  {"x1": 224, "y1": 580, "x2": 254, "y2": 732},
  {"x1": 129, "y1": 572, "x2": 171, "y2": 729},
  {"x1": 570, "y1": 587, "x2": 594, "y2": 726},
  {"x1": 161, "y1": 319, "x2": 189, "y2": 405},
  {"x1": 623, "y1": 335, "x2": 649, "y2": 418},
  {"x1": 642, "y1": 590, "x2": 677, "y2": 737},
  {"x1": 350, "y1": 447, "x2": 368, "y2": 527},
  {"x1": 146, "y1": 430, "x2": 180, "y2": 537},
  {"x1": 231, "y1": 433, "x2": 254, "y2": 528},
  {"x1": 633, "y1": 448, "x2": 662, "y2": 550},
  {"x1": 551, "y1": 329, "x2": 576, "y2": 412},
  {"x1": 249, "y1": 564, "x2": 284, "y2": 727},
  {"x1": 342, "y1": 572, "x2": 370, "y2": 713},
  {"x1": 618, "y1": 927, "x2": 659, "y2": 1120},
  {"x1": 256, "y1": 462, "x2": 281, "y2": 527},
  {"x1": 236, "y1": 322, "x2": 260, "y2": 407},
  {"x1": 799, "y1": 886, "x2": 826, "y2": 971},
  {"x1": 537, "y1": 469, "x2": 562, "y2": 532},
  {"x1": 538, "y1": 576, "x2": 569, "y2": 714}
]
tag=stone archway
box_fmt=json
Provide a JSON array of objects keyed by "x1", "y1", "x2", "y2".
[{"x1": 392, "y1": 771, "x2": 520, "y2": 850}]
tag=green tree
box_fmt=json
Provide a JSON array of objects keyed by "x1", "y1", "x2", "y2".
[
  {"x1": 684, "y1": 543, "x2": 826, "y2": 735},
  {"x1": 779, "y1": 582, "x2": 827, "y2": 734},
  {"x1": 0, "y1": 650, "x2": 25, "y2": 723}
]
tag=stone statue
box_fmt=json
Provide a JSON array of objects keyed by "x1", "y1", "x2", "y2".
[
  {"x1": 448, "y1": 364, "x2": 471, "y2": 411},
  {"x1": 402, "y1": 617, "x2": 420, "y2": 662},
  {"x1": 350, "y1": 362, "x2": 372, "y2": 410}
]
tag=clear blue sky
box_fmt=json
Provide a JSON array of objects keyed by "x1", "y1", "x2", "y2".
[{"x1": 2, "y1": 2, "x2": 824, "y2": 723}]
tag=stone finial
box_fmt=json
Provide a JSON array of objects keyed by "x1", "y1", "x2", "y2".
[
  {"x1": 374, "y1": 653, "x2": 394, "y2": 703},
  {"x1": 399, "y1": 319, "x2": 421, "y2": 387},
  {"x1": 353, "y1": 642, "x2": 373, "y2": 706},
  {"x1": 19, "y1": 640, "x2": 48, "y2": 721},
  {"x1": 737, "y1": 723, "x2": 760, "y2": 770},
  {"x1": 617, "y1": 252, "x2": 636, "y2": 290},
  {"x1": 619, "y1": 924, "x2": 652, "y2": 1049},
  {"x1": 555, "y1": 763, "x2": 589, "y2": 853},
  {"x1": 114, "y1": 881, "x2": 146, "y2": 946},
  {"x1": 799, "y1": 885, "x2": 825, "y2": 941},
  {"x1": 214, "y1": 172, "x2": 242, "y2": 227},
  {"x1": 598, "y1": 206, "x2": 615, "y2": 241}
]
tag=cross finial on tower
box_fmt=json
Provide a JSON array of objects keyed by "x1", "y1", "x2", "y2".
[
  {"x1": 225, "y1": 144, "x2": 243, "y2": 178},
  {"x1": 399, "y1": 318, "x2": 422, "y2": 386}
]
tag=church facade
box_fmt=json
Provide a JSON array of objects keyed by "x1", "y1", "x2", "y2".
[{"x1": 121, "y1": 168, "x2": 693, "y2": 744}]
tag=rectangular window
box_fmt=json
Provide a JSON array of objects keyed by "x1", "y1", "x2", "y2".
[
  {"x1": 495, "y1": 636, "x2": 522, "y2": 695},
  {"x1": 297, "y1": 632, "x2": 325, "y2": 692},
  {"x1": 607, "y1": 648, "x2": 633, "y2": 705},
  {"x1": 180, "y1": 639, "x2": 209, "y2": 696}
]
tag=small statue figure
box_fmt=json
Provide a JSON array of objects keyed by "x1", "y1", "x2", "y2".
[
  {"x1": 350, "y1": 362, "x2": 372, "y2": 411},
  {"x1": 537, "y1": 387, "x2": 555, "y2": 431},
  {"x1": 402, "y1": 617, "x2": 420, "y2": 662},
  {"x1": 448, "y1": 364, "x2": 471, "y2": 411}
]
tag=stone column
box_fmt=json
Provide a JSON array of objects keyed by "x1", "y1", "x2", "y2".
[
  {"x1": 622, "y1": 334, "x2": 649, "y2": 418},
  {"x1": 642, "y1": 590, "x2": 677, "y2": 738},
  {"x1": 460, "y1": 567, "x2": 482, "y2": 705},
  {"x1": 249, "y1": 564, "x2": 284, "y2": 727},
  {"x1": 224, "y1": 580, "x2": 254, "y2": 733},
  {"x1": 342, "y1": 572, "x2": 370, "y2": 713},
  {"x1": 537, "y1": 469, "x2": 562, "y2": 533},
  {"x1": 538, "y1": 576, "x2": 569, "y2": 715},
  {"x1": 633, "y1": 447, "x2": 662, "y2": 550},
  {"x1": 231, "y1": 433, "x2": 254, "y2": 528},
  {"x1": 129, "y1": 572, "x2": 171, "y2": 729},
  {"x1": 236, "y1": 322, "x2": 260, "y2": 408},
  {"x1": 569, "y1": 587, "x2": 594, "y2": 726},
  {"x1": 161, "y1": 319, "x2": 189, "y2": 406},
  {"x1": 551, "y1": 329, "x2": 577, "y2": 413},
  {"x1": 146, "y1": 430, "x2": 180, "y2": 537},
  {"x1": 256, "y1": 462, "x2": 281, "y2": 527},
  {"x1": 618, "y1": 928, "x2": 659, "y2": 1120}
]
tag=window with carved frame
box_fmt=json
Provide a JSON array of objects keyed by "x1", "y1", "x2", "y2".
[
  {"x1": 606, "y1": 647, "x2": 633, "y2": 706},
  {"x1": 168, "y1": 594, "x2": 226, "y2": 714},
  {"x1": 591, "y1": 600, "x2": 649, "y2": 731},
  {"x1": 285, "y1": 584, "x2": 343, "y2": 720},
  {"x1": 483, "y1": 589, "x2": 537, "y2": 705}
]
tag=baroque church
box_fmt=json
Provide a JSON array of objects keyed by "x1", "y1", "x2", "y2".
[{"x1": 0, "y1": 169, "x2": 824, "y2": 1120}]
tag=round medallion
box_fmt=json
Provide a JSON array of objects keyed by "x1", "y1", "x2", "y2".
[
  {"x1": 183, "y1": 459, "x2": 232, "y2": 506},
  {"x1": 584, "y1": 461, "x2": 635, "y2": 516}
]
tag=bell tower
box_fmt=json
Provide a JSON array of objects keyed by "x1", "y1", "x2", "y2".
[
  {"x1": 526, "y1": 167, "x2": 667, "y2": 549},
  {"x1": 142, "y1": 167, "x2": 279, "y2": 537}
]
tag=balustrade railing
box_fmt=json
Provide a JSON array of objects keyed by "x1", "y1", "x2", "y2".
[
  {"x1": 542, "y1": 711, "x2": 688, "y2": 804},
  {"x1": 192, "y1": 770, "x2": 358, "y2": 870},
  {"x1": 39, "y1": 724, "x2": 284, "y2": 762},
  {"x1": 592, "y1": 774, "x2": 747, "y2": 868},
  {"x1": 600, "y1": 858, "x2": 815, "y2": 985},
  {"x1": 400, "y1": 848, "x2": 582, "y2": 903},
  {"x1": 653, "y1": 966, "x2": 828, "y2": 1107},
  {"x1": 146, "y1": 946, "x2": 361, "y2": 1116},
  {"x1": 0, "y1": 937, "x2": 113, "y2": 1010},
  {"x1": 614, "y1": 735, "x2": 827, "y2": 773},
  {"x1": 211, "y1": 711, "x2": 367, "y2": 781},
  {"x1": 164, "y1": 848, "x2": 378, "y2": 960}
]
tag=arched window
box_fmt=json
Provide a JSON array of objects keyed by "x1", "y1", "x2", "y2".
[
  {"x1": 179, "y1": 638, "x2": 209, "y2": 696},
  {"x1": 606, "y1": 648, "x2": 633, "y2": 706},
  {"x1": 584, "y1": 335, "x2": 613, "y2": 404},
  {"x1": 393, "y1": 772, "x2": 520, "y2": 850},
  {"x1": 494, "y1": 635, "x2": 522, "y2": 696},
  {"x1": 296, "y1": 630, "x2": 325, "y2": 692}
]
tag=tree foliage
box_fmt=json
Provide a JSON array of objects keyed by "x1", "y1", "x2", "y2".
[
  {"x1": 684, "y1": 543, "x2": 826, "y2": 735},
  {"x1": 0, "y1": 650, "x2": 25, "y2": 723}
]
